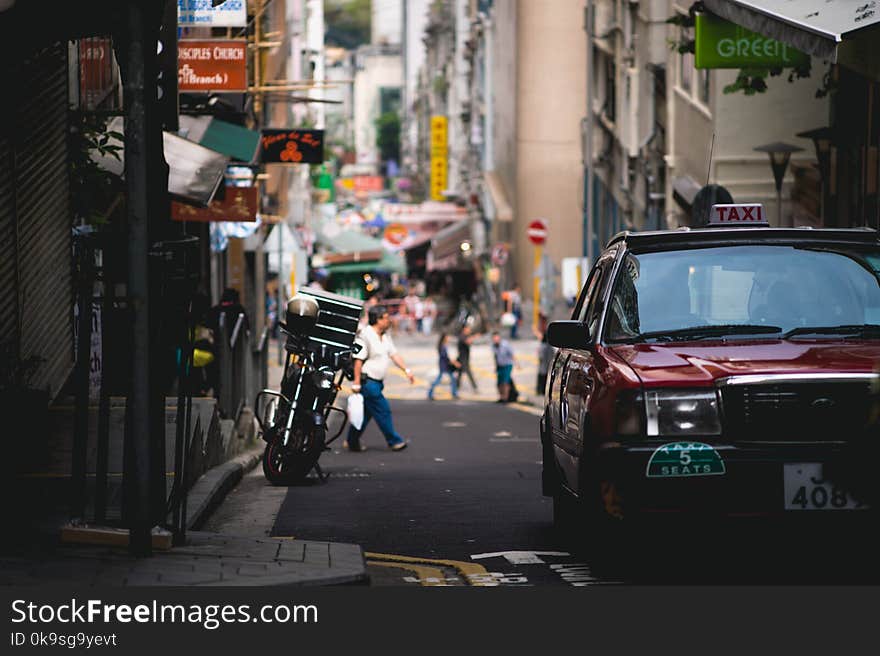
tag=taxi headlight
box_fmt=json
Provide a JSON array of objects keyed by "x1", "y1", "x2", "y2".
[
  {"x1": 645, "y1": 389, "x2": 721, "y2": 437},
  {"x1": 615, "y1": 389, "x2": 645, "y2": 436}
]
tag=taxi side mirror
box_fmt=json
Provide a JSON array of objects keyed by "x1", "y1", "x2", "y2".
[{"x1": 547, "y1": 320, "x2": 592, "y2": 350}]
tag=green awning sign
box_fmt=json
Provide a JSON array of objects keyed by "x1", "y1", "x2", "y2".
[
  {"x1": 646, "y1": 442, "x2": 726, "y2": 478},
  {"x1": 694, "y1": 13, "x2": 809, "y2": 69}
]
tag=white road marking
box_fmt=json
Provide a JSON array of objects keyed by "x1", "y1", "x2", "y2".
[
  {"x1": 490, "y1": 437, "x2": 540, "y2": 443},
  {"x1": 493, "y1": 430, "x2": 513, "y2": 437},
  {"x1": 442, "y1": 421, "x2": 466, "y2": 427},
  {"x1": 471, "y1": 550, "x2": 571, "y2": 565}
]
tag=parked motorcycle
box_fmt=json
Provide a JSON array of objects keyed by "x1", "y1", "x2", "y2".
[{"x1": 256, "y1": 289, "x2": 364, "y2": 485}]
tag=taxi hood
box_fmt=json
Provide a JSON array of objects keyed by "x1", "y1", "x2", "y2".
[{"x1": 609, "y1": 341, "x2": 880, "y2": 386}]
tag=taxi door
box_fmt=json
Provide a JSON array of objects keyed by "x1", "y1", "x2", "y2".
[{"x1": 555, "y1": 248, "x2": 617, "y2": 494}]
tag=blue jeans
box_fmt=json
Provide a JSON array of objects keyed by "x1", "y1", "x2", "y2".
[
  {"x1": 428, "y1": 370, "x2": 458, "y2": 400},
  {"x1": 346, "y1": 379, "x2": 406, "y2": 448}
]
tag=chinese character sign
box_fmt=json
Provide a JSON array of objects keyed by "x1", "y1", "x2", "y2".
[{"x1": 430, "y1": 115, "x2": 448, "y2": 201}]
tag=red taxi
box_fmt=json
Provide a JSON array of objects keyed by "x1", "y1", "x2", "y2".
[{"x1": 541, "y1": 204, "x2": 880, "y2": 530}]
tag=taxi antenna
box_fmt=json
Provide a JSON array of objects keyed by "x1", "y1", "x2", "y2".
[{"x1": 706, "y1": 131, "x2": 716, "y2": 186}]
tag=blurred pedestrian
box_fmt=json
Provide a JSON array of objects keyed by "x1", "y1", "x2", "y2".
[
  {"x1": 428, "y1": 333, "x2": 460, "y2": 400},
  {"x1": 403, "y1": 287, "x2": 420, "y2": 334},
  {"x1": 506, "y1": 284, "x2": 523, "y2": 339},
  {"x1": 534, "y1": 312, "x2": 553, "y2": 396},
  {"x1": 345, "y1": 305, "x2": 415, "y2": 452},
  {"x1": 492, "y1": 331, "x2": 517, "y2": 403},
  {"x1": 359, "y1": 294, "x2": 380, "y2": 330},
  {"x1": 455, "y1": 325, "x2": 478, "y2": 391},
  {"x1": 422, "y1": 295, "x2": 437, "y2": 334}
]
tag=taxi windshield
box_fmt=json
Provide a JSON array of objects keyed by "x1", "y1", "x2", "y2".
[{"x1": 604, "y1": 244, "x2": 880, "y2": 343}]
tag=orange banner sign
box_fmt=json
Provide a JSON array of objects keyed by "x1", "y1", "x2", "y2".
[
  {"x1": 171, "y1": 186, "x2": 258, "y2": 222},
  {"x1": 178, "y1": 39, "x2": 247, "y2": 92}
]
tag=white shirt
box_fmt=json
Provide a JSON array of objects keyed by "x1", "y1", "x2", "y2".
[{"x1": 353, "y1": 324, "x2": 397, "y2": 381}]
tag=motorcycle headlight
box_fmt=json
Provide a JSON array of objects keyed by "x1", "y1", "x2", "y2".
[
  {"x1": 645, "y1": 389, "x2": 721, "y2": 437},
  {"x1": 312, "y1": 367, "x2": 335, "y2": 390}
]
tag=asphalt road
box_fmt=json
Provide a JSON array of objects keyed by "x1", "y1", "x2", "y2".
[{"x1": 208, "y1": 397, "x2": 880, "y2": 586}]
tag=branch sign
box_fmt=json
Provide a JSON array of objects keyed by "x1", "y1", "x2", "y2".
[{"x1": 527, "y1": 219, "x2": 548, "y2": 246}]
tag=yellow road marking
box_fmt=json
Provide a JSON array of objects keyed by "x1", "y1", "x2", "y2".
[
  {"x1": 367, "y1": 560, "x2": 451, "y2": 586},
  {"x1": 509, "y1": 402, "x2": 543, "y2": 417},
  {"x1": 365, "y1": 551, "x2": 494, "y2": 586}
]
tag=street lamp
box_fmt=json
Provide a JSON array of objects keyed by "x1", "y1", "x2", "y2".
[
  {"x1": 754, "y1": 142, "x2": 803, "y2": 227},
  {"x1": 797, "y1": 127, "x2": 835, "y2": 224}
]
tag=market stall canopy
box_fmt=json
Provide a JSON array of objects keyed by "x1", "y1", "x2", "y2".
[
  {"x1": 178, "y1": 115, "x2": 261, "y2": 163},
  {"x1": 314, "y1": 225, "x2": 384, "y2": 253},
  {"x1": 92, "y1": 117, "x2": 228, "y2": 207},
  {"x1": 703, "y1": 0, "x2": 880, "y2": 64},
  {"x1": 322, "y1": 250, "x2": 407, "y2": 275},
  {"x1": 428, "y1": 219, "x2": 473, "y2": 272}
]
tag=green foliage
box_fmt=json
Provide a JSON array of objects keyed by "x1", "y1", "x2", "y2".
[
  {"x1": 324, "y1": 0, "x2": 371, "y2": 49},
  {"x1": 721, "y1": 60, "x2": 812, "y2": 96},
  {"x1": 68, "y1": 112, "x2": 123, "y2": 225},
  {"x1": 375, "y1": 111, "x2": 400, "y2": 164}
]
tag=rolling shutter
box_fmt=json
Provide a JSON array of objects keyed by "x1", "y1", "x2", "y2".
[{"x1": 1, "y1": 42, "x2": 74, "y2": 398}]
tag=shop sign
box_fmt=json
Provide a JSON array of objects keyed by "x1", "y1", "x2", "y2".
[
  {"x1": 178, "y1": 0, "x2": 247, "y2": 27},
  {"x1": 384, "y1": 224, "x2": 408, "y2": 246},
  {"x1": 695, "y1": 13, "x2": 809, "y2": 69},
  {"x1": 171, "y1": 186, "x2": 258, "y2": 222},
  {"x1": 354, "y1": 176, "x2": 384, "y2": 193},
  {"x1": 178, "y1": 39, "x2": 247, "y2": 92},
  {"x1": 260, "y1": 129, "x2": 325, "y2": 164},
  {"x1": 491, "y1": 243, "x2": 509, "y2": 266},
  {"x1": 79, "y1": 38, "x2": 115, "y2": 111},
  {"x1": 430, "y1": 115, "x2": 448, "y2": 201}
]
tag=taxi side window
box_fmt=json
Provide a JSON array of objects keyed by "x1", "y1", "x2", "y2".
[{"x1": 576, "y1": 249, "x2": 617, "y2": 339}]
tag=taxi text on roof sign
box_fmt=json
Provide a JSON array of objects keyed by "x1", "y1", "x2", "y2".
[{"x1": 709, "y1": 203, "x2": 769, "y2": 226}]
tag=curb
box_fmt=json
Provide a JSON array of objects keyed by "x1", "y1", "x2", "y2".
[{"x1": 186, "y1": 446, "x2": 263, "y2": 531}]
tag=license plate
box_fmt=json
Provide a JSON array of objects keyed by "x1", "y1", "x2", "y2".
[{"x1": 783, "y1": 463, "x2": 869, "y2": 511}]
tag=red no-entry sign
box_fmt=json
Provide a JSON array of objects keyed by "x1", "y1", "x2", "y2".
[{"x1": 527, "y1": 219, "x2": 548, "y2": 246}]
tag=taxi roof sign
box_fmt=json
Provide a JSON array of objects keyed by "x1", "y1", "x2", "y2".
[{"x1": 708, "y1": 203, "x2": 769, "y2": 227}]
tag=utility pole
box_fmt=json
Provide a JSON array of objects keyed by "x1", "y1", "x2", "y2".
[{"x1": 584, "y1": 0, "x2": 595, "y2": 270}]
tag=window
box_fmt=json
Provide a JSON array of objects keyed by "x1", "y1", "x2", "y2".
[
  {"x1": 604, "y1": 54, "x2": 617, "y2": 122},
  {"x1": 577, "y1": 248, "x2": 617, "y2": 339},
  {"x1": 604, "y1": 245, "x2": 880, "y2": 342},
  {"x1": 697, "y1": 68, "x2": 711, "y2": 105},
  {"x1": 679, "y1": 46, "x2": 693, "y2": 94}
]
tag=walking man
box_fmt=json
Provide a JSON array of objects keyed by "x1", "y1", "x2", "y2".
[
  {"x1": 345, "y1": 305, "x2": 416, "y2": 452},
  {"x1": 455, "y1": 325, "x2": 478, "y2": 391},
  {"x1": 492, "y1": 331, "x2": 517, "y2": 403}
]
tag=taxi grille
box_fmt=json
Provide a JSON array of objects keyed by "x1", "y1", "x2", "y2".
[{"x1": 720, "y1": 382, "x2": 871, "y2": 442}]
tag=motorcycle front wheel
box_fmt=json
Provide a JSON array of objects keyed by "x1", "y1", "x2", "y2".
[{"x1": 262, "y1": 424, "x2": 326, "y2": 485}]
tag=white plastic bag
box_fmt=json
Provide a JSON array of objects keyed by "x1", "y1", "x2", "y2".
[
  {"x1": 500, "y1": 312, "x2": 516, "y2": 327},
  {"x1": 347, "y1": 393, "x2": 364, "y2": 430}
]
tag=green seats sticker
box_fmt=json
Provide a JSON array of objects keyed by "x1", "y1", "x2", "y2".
[{"x1": 646, "y1": 442, "x2": 726, "y2": 478}]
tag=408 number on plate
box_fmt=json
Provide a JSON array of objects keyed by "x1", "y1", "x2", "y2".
[{"x1": 783, "y1": 463, "x2": 868, "y2": 511}]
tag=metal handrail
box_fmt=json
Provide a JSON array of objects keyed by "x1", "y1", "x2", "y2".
[
  {"x1": 254, "y1": 326, "x2": 269, "y2": 353},
  {"x1": 229, "y1": 312, "x2": 246, "y2": 348}
]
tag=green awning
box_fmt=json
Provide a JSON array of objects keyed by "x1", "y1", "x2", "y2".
[
  {"x1": 325, "y1": 250, "x2": 407, "y2": 275},
  {"x1": 179, "y1": 115, "x2": 261, "y2": 163}
]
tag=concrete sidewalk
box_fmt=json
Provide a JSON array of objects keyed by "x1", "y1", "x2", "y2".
[
  {"x1": 0, "y1": 531, "x2": 366, "y2": 586},
  {"x1": 1, "y1": 429, "x2": 368, "y2": 587}
]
